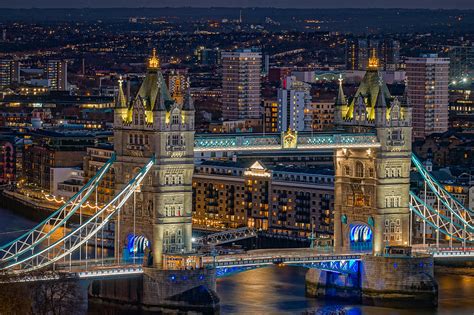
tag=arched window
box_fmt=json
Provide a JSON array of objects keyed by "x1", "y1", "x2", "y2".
[
  {"x1": 145, "y1": 135, "x2": 149, "y2": 145},
  {"x1": 355, "y1": 161, "x2": 364, "y2": 178},
  {"x1": 139, "y1": 135, "x2": 143, "y2": 145},
  {"x1": 134, "y1": 134, "x2": 138, "y2": 144},
  {"x1": 129, "y1": 134, "x2": 133, "y2": 144}
]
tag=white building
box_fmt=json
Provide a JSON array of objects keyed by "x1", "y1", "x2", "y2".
[
  {"x1": 277, "y1": 76, "x2": 312, "y2": 131},
  {"x1": 50, "y1": 167, "x2": 84, "y2": 199}
]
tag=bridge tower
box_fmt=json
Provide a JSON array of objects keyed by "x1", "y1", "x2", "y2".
[
  {"x1": 333, "y1": 55, "x2": 412, "y2": 254},
  {"x1": 113, "y1": 49, "x2": 195, "y2": 267}
]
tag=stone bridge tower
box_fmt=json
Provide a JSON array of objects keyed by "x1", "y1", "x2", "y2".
[
  {"x1": 113, "y1": 49, "x2": 195, "y2": 267},
  {"x1": 333, "y1": 56, "x2": 412, "y2": 254}
]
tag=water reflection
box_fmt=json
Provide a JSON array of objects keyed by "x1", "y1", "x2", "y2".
[{"x1": 218, "y1": 266, "x2": 474, "y2": 315}]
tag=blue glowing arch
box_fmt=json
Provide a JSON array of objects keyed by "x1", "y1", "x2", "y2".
[
  {"x1": 349, "y1": 224, "x2": 372, "y2": 251},
  {"x1": 127, "y1": 234, "x2": 150, "y2": 255}
]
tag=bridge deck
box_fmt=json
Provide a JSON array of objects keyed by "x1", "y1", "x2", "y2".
[{"x1": 194, "y1": 132, "x2": 380, "y2": 152}]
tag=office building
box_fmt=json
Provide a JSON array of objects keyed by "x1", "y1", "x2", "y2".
[
  {"x1": 0, "y1": 59, "x2": 20, "y2": 89},
  {"x1": 221, "y1": 49, "x2": 262, "y2": 120},
  {"x1": 406, "y1": 54, "x2": 450, "y2": 139},
  {"x1": 46, "y1": 60, "x2": 68, "y2": 91},
  {"x1": 448, "y1": 45, "x2": 474, "y2": 81},
  {"x1": 346, "y1": 38, "x2": 400, "y2": 71},
  {"x1": 277, "y1": 76, "x2": 312, "y2": 131}
]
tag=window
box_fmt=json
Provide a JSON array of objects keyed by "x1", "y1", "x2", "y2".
[
  {"x1": 344, "y1": 165, "x2": 351, "y2": 176},
  {"x1": 355, "y1": 161, "x2": 364, "y2": 178}
]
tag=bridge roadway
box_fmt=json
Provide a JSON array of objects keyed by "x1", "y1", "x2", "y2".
[
  {"x1": 8, "y1": 247, "x2": 474, "y2": 282},
  {"x1": 11, "y1": 249, "x2": 361, "y2": 282}
]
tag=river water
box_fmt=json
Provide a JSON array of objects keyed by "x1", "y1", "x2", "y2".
[{"x1": 1, "y1": 206, "x2": 473, "y2": 315}]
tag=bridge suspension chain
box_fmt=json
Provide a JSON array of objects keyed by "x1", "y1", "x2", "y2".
[
  {"x1": 0, "y1": 154, "x2": 116, "y2": 265},
  {"x1": 2, "y1": 157, "x2": 154, "y2": 273},
  {"x1": 410, "y1": 154, "x2": 473, "y2": 249}
]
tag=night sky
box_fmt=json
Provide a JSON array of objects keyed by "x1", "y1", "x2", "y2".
[{"x1": 0, "y1": 0, "x2": 473, "y2": 9}]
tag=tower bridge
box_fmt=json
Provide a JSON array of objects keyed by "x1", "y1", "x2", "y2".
[{"x1": 0, "y1": 50, "x2": 471, "y2": 310}]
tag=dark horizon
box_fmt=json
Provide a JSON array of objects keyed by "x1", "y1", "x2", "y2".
[{"x1": 0, "y1": 0, "x2": 473, "y2": 9}]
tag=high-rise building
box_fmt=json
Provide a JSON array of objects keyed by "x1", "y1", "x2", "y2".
[
  {"x1": 221, "y1": 49, "x2": 262, "y2": 120},
  {"x1": 448, "y1": 45, "x2": 474, "y2": 81},
  {"x1": 346, "y1": 38, "x2": 400, "y2": 71},
  {"x1": 46, "y1": 60, "x2": 68, "y2": 91},
  {"x1": 277, "y1": 76, "x2": 312, "y2": 131},
  {"x1": 194, "y1": 46, "x2": 220, "y2": 66},
  {"x1": 406, "y1": 54, "x2": 450, "y2": 139},
  {"x1": 381, "y1": 39, "x2": 401, "y2": 70},
  {"x1": 346, "y1": 38, "x2": 369, "y2": 71},
  {"x1": 263, "y1": 98, "x2": 279, "y2": 133},
  {"x1": 0, "y1": 59, "x2": 20, "y2": 89}
]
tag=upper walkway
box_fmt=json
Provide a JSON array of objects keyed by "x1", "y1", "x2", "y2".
[{"x1": 194, "y1": 131, "x2": 380, "y2": 152}]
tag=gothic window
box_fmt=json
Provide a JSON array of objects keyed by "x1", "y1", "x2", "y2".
[
  {"x1": 134, "y1": 114, "x2": 138, "y2": 125},
  {"x1": 171, "y1": 109, "x2": 180, "y2": 125},
  {"x1": 397, "y1": 168, "x2": 402, "y2": 177},
  {"x1": 145, "y1": 135, "x2": 149, "y2": 145},
  {"x1": 385, "y1": 168, "x2": 390, "y2": 178},
  {"x1": 344, "y1": 165, "x2": 351, "y2": 176},
  {"x1": 355, "y1": 161, "x2": 364, "y2": 178},
  {"x1": 129, "y1": 134, "x2": 133, "y2": 144},
  {"x1": 134, "y1": 134, "x2": 138, "y2": 144},
  {"x1": 346, "y1": 194, "x2": 353, "y2": 206},
  {"x1": 139, "y1": 135, "x2": 143, "y2": 145},
  {"x1": 139, "y1": 114, "x2": 144, "y2": 125},
  {"x1": 369, "y1": 168, "x2": 374, "y2": 178}
]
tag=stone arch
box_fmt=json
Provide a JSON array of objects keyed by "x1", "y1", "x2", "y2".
[{"x1": 345, "y1": 221, "x2": 373, "y2": 252}]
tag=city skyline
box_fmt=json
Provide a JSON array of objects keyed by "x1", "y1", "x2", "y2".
[{"x1": 1, "y1": 0, "x2": 474, "y2": 9}]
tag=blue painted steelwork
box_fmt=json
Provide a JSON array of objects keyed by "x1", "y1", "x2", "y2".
[
  {"x1": 215, "y1": 265, "x2": 260, "y2": 278},
  {"x1": 303, "y1": 259, "x2": 359, "y2": 275},
  {"x1": 214, "y1": 258, "x2": 360, "y2": 278},
  {"x1": 2, "y1": 156, "x2": 155, "y2": 272},
  {"x1": 194, "y1": 132, "x2": 379, "y2": 152},
  {"x1": 0, "y1": 154, "x2": 116, "y2": 265}
]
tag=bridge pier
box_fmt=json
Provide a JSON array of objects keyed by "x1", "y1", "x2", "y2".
[
  {"x1": 306, "y1": 255, "x2": 438, "y2": 308},
  {"x1": 88, "y1": 268, "x2": 219, "y2": 313}
]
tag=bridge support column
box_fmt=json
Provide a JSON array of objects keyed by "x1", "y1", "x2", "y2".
[
  {"x1": 89, "y1": 268, "x2": 219, "y2": 313},
  {"x1": 360, "y1": 255, "x2": 437, "y2": 308},
  {"x1": 305, "y1": 268, "x2": 361, "y2": 301},
  {"x1": 306, "y1": 255, "x2": 438, "y2": 308}
]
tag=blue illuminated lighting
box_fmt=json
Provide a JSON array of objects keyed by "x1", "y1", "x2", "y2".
[
  {"x1": 349, "y1": 224, "x2": 372, "y2": 251},
  {"x1": 127, "y1": 234, "x2": 150, "y2": 255},
  {"x1": 170, "y1": 275, "x2": 176, "y2": 281},
  {"x1": 394, "y1": 263, "x2": 398, "y2": 269},
  {"x1": 199, "y1": 275, "x2": 204, "y2": 280}
]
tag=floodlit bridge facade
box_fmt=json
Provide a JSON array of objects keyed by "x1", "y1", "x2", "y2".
[{"x1": 0, "y1": 51, "x2": 470, "y2": 310}]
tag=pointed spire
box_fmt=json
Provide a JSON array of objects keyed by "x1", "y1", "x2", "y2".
[
  {"x1": 147, "y1": 48, "x2": 160, "y2": 70},
  {"x1": 116, "y1": 75, "x2": 127, "y2": 108},
  {"x1": 335, "y1": 74, "x2": 347, "y2": 105},
  {"x1": 183, "y1": 77, "x2": 194, "y2": 111},
  {"x1": 375, "y1": 72, "x2": 388, "y2": 109},
  {"x1": 367, "y1": 47, "x2": 379, "y2": 70}
]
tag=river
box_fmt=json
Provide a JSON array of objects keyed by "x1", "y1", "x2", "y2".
[{"x1": 0, "y1": 206, "x2": 473, "y2": 314}]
